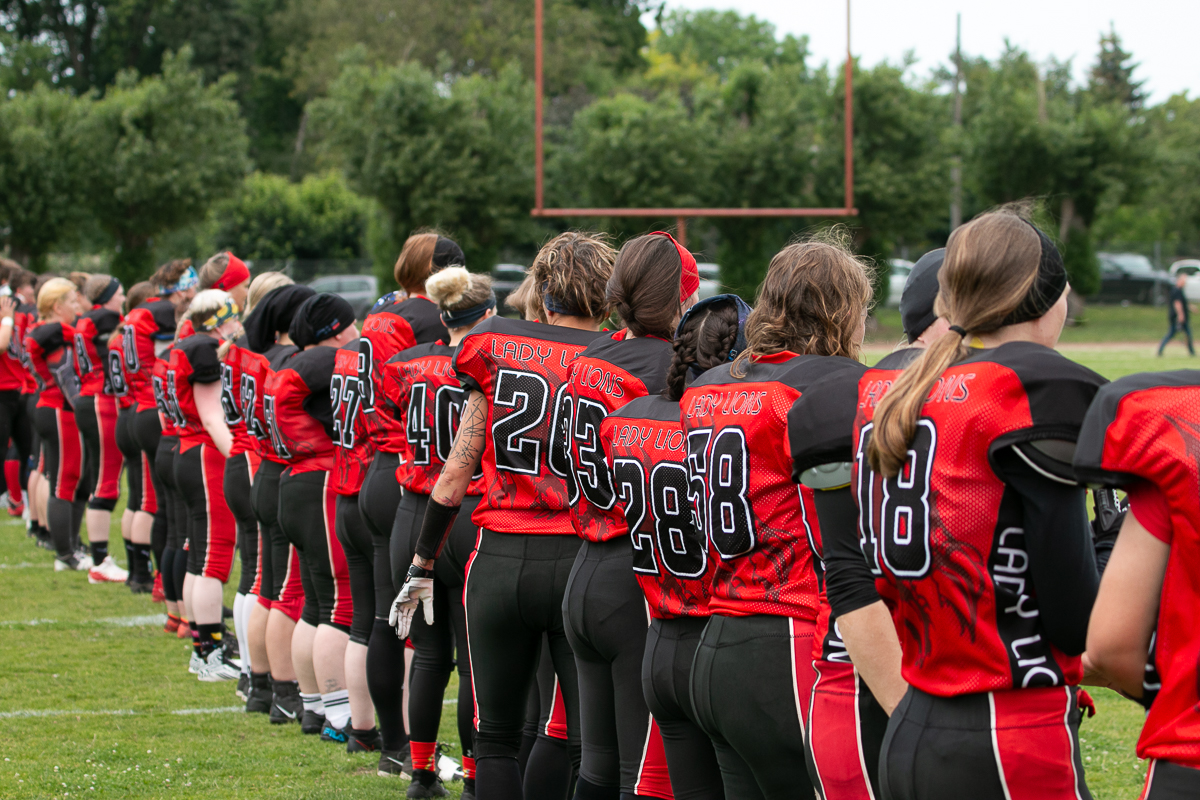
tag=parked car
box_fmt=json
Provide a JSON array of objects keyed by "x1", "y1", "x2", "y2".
[
  {"x1": 492, "y1": 264, "x2": 528, "y2": 316},
  {"x1": 310, "y1": 274, "x2": 379, "y2": 319},
  {"x1": 1169, "y1": 259, "x2": 1200, "y2": 302},
  {"x1": 1095, "y1": 253, "x2": 1172, "y2": 306},
  {"x1": 696, "y1": 262, "x2": 722, "y2": 299},
  {"x1": 886, "y1": 259, "x2": 914, "y2": 308}
]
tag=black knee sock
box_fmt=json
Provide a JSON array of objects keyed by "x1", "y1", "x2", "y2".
[
  {"x1": 132, "y1": 544, "x2": 153, "y2": 583},
  {"x1": 90, "y1": 540, "x2": 108, "y2": 564},
  {"x1": 366, "y1": 618, "x2": 409, "y2": 751},
  {"x1": 47, "y1": 496, "x2": 74, "y2": 559},
  {"x1": 122, "y1": 538, "x2": 135, "y2": 579},
  {"x1": 172, "y1": 550, "x2": 188, "y2": 598},
  {"x1": 150, "y1": 512, "x2": 166, "y2": 571},
  {"x1": 518, "y1": 727, "x2": 538, "y2": 778},
  {"x1": 526, "y1": 737, "x2": 576, "y2": 800},
  {"x1": 197, "y1": 623, "x2": 221, "y2": 658},
  {"x1": 477, "y1": 756, "x2": 525, "y2": 800},
  {"x1": 160, "y1": 548, "x2": 177, "y2": 601},
  {"x1": 69, "y1": 500, "x2": 85, "y2": 553}
]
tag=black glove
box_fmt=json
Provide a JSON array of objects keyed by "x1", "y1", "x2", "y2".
[{"x1": 1091, "y1": 487, "x2": 1127, "y2": 577}]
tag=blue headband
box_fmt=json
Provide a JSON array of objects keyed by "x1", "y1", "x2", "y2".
[
  {"x1": 542, "y1": 282, "x2": 585, "y2": 317},
  {"x1": 161, "y1": 266, "x2": 198, "y2": 296},
  {"x1": 675, "y1": 294, "x2": 753, "y2": 378}
]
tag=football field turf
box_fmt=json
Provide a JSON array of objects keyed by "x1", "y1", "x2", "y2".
[{"x1": 0, "y1": 347, "x2": 1190, "y2": 799}]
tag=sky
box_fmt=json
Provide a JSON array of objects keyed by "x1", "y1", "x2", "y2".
[{"x1": 650, "y1": 0, "x2": 1197, "y2": 103}]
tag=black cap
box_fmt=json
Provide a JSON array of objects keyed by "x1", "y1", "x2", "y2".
[
  {"x1": 289, "y1": 293, "x2": 356, "y2": 348},
  {"x1": 432, "y1": 237, "x2": 465, "y2": 271},
  {"x1": 243, "y1": 285, "x2": 315, "y2": 353},
  {"x1": 900, "y1": 249, "x2": 945, "y2": 344}
]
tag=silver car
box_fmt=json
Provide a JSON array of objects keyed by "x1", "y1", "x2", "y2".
[{"x1": 310, "y1": 274, "x2": 379, "y2": 320}]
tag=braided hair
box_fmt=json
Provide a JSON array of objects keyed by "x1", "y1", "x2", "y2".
[{"x1": 663, "y1": 302, "x2": 740, "y2": 401}]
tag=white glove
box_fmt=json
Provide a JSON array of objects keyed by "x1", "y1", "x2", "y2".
[{"x1": 388, "y1": 575, "x2": 434, "y2": 639}]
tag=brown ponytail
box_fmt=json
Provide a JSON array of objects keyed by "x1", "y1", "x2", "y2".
[
  {"x1": 664, "y1": 302, "x2": 740, "y2": 401},
  {"x1": 866, "y1": 211, "x2": 1044, "y2": 477}
]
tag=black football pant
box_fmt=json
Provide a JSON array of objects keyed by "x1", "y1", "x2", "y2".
[
  {"x1": 358, "y1": 451, "x2": 403, "y2": 542},
  {"x1": 132, "y1": 409, "x2": 166, "y2": 559},
  {"x1": 336, "y1": 493, "x2": 378, "y2": 647},
  {"x1": 643, "y1": 616, "x2": 724, "y2": 800},
  {"x1": 879, "y1": 685, "x2": 1091, "y2": 800},
  {"x1": 520, "y1": 633, "x2": 576, "y2": 800},
  {"x1": 156, "y1": 436, "x2": 187, "y2": 603},
  {"x1": 691, "y1": 614, "x2": 816, "y2": 800},
  {"x1": 0, "y1": 389, "x2": 33, "y2": 496},
  {"x1": 465, "y1": 529, "x2": 582, "y2": 800},
  {"x1": 115, "y1": 407, "x2": 144, "y2": 513},
  {"x1": 225, "y1": 452, "x2": 259, "y2": 597},
  {"x1": 392, "y1": 491, "x2": 481, "y2": 764},
  {"x1": 278, "y1": 468, "x2": 350, "y2": 632},
  {"x1": 1144, "y1": 761, "x2": 1200, "y2": 799},
  {"x1": 250, "y1": 459, "x2": 287, "y2": 603},
  {"x1": 33, "y1": 406, "x2": 88, "y2": 559}
]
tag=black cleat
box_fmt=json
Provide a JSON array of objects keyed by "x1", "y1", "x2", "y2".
[
  {"x1": 347, "y1": 726, "x2": 381, "y2": 753},
  {"x1": 301, "y1": 709, "x2": 325, "y2": 735},
  {"x1": 269, "y1": 680, "x2": 301, "y2": 725},
  {"x1": 246, "y1": 673, "x2": 272, "y2": 714},
  {"x1": 128, "y1": 578, "x2": 154, "y2": 594},
  {"x1": 320, "y1": 722, "x2": 348, "y2": 744},
  {"x1": 235, "y1": 673, "x2": 250, "y2": 702},
  {"x1": 406, "y1": 769, "x2": 450, "y2": 798},
  {"x1": 378, "y1": 744, "x2": 411, "y2": 778}
]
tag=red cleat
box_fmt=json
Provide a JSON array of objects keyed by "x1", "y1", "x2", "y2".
[
  {"x1": 177, "y1": 621, "x2": 191, "y2": 640},
  {"x1": 151, "y1": 571, "x2": 165, "y2": 604},
  {"x1": 164, "y1": 614, "x2": 181, "y2": 634},
  {"x1": 7, "y1": 501, "x2": 23, "y2": 517}
]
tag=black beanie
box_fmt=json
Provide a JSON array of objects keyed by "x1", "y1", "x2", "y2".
[
  {"x1": 243, "y1": 285, "x2": 316, "y2": 353},
  {"x1": 432, "y1": 237, "x2": 465, "y2": 271},
  {"x1": 900, "y1": 249, "x2": 945, "y2": 344},
  {"x1": 289, "y1": 293, "x2": 356, "y2": 348}
]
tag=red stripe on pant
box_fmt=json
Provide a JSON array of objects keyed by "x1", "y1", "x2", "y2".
[
  {"x1": 545, "y1": 676, "x2": 568, "y2": 740},
  {"x1": 93, "y1": 394, "x2": 122, "y2": 501},
  {"x1": 198, "y1": 444, "x2": 238, "y2": 582},
  {"x1": 54, "y1": 409, "x2": 84, "y2": 502},
  {"x1": 140, "y1": 451, "x2": 158, "y2": 514},
  {"x1": 991, "y1": 685, "x2": 1084, "y2": 799},
  {"x1": 464, "y1": 527, "x2": 484, "y2": 733},
  {"x1": 790, "y1": 617, "x2": 817, "y2": 734},
  {"x1": 807, "y1": 660, "x2": 875, "y2": 800},
  {"x1": 274, "y1": 545, "x2": 305, "y2": 622},
  {"x1": 250, "y1": 530, "x2": 264, "y2": 596},
  {"x1": 633, "y1": 716, "x2": 674, "y2": 800},
  {"x1": 321, "y1": 473, "x2": 354, "y2": 629}
]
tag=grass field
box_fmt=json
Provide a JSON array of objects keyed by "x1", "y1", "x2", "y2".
[{"x1": 0, "y1": 343, "x2": 1190, "y2": 800}]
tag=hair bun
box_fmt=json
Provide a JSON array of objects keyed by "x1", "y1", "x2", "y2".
[{"x1": 426, "y1": 267, "x2": 471, "y2": 308}]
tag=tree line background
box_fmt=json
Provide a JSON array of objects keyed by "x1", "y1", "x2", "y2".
[{"x1": 0, "y1": 0, "x2": 1192, "y2": 301}]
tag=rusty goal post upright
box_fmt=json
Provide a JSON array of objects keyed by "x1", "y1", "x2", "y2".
[{"x1": 530, "y1": 0, "x2": 857, "y2": 248}]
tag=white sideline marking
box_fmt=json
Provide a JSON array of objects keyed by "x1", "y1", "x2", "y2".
[
  {"x1": 0, "y1": 705, "x2": 246, "y2": 719},
  {"x1": 0, "y1": 562, "x2": 38, "y2": 569},
  {"x1": 1, "y1": 614, "x2": 166, "y2": 627},
  {"x1": 171, "y1": 706, "x2": 246, "y2": 716}
]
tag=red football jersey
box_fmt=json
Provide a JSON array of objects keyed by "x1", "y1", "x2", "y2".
[
  {"x1": 263, "y1": 345, "x2": 338, "y2": 474},
  {"x1": 25, "y1": 322, "x2": 78, "y2": 409},
  {"x1": 567, "y1": 333, "x2": 673, "y2": 543},
  {"x1": 151, "y1": 351, "x2": 181, "y2": 436},
  {"x1": 74, "y1": 308, "x2": 120, "y2": 397},
  {"x1": 243, "y1": 344, "x2": 298, "y2": 463},
  {"x1": 680, "y1": 352, "x2": 862, "y2": 620},
  {"x1": 359, "y1": 294, "x2": 447, "y2": 454},
  {"x1": 218, "y1": 337, "x2": 256, "y2": 457},
  {"x1": 853, "y1": 342, "x2": 1105, "y2": 697},
  {"x1": 453, "y1": 316, "x2": 606, "y2": 535},
  {"x1": 123, "y1": 298, "x2": 177, "y2": 411},
  {"x1": 107, "y1": 328, "x2": 132, "y2": 409},
  {"x1": 331, "y1": 341, "x2": 375, "y2": 496},
  {"x1": 602, "y1": 394, "x2": 717, "y2": 619},
  {"x1": 166, "y1": 334, "x2": 222, "y2": 450},
  {"x1": 1075, "y1": 370, "x2": 1200, "y2": 768},
  {"x1": 0, "y1": 304, "x2": 29, "y2": 392},
  {"x1": 382, "y1": 342, "x2": 484, "y2": 497}
]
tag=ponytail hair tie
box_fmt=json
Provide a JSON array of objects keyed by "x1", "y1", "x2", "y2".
[{"x1": 948, "y1": 325, "x2": 968, "y2": 338}]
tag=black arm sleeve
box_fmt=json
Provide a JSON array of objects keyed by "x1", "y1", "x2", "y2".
[
  {"x1": 993, "y1": 445, "x2": 1100, "y2": 656},
  {"x1": 414, "y1": 498, "x2": 461, "y2": 562},
  {"x1": 815, "y1": 486, "x2": 882, "y2": 619}
]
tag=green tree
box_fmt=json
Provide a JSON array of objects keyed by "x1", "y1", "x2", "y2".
[
  {"x1": 653, "y1": 9, "x2": 807, "y2": 80},
  {"x1": 81, "y1": 48, "x2": 250, "y2": 283},
  {"x1": 1090, "y1": 26, "x2": 1145, "y2": 112}
]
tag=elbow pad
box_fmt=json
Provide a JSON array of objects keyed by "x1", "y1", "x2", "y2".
[
  {"x1": 414, "y1": 497, "x2": 461, "y2": 562},
  {"x1": 799, "y1": 462, "x2": 853, "y2": 491}
]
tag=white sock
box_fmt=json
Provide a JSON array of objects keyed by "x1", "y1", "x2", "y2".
[
  {"x1": 231, "y1": 593, "x2": 247, "y2": 673},
  {"x1": 300, "y1": 692, "x2": 325, "y2": 715},
  {"x1": 322, "y1": 689, "x2": 351, "y2": 729},
  {"x1": 239, "y1": 594, "x2": 258, "y2": 674}
]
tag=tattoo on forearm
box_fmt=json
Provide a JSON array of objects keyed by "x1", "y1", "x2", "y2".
[{"x1": 448, "y1": 394, "x2": 486, "y2": 472}]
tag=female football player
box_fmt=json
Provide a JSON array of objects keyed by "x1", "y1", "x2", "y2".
[
  {"x1": 563, "y1": 232, "x2": 698, "y2": 800},
  {"x1": 393, "y1": 231, "x2": 614, "y2": 800},
  {"x1": 860, "y1": 211, "x2": 1105, "y2": 800},
  {"x1": 74, "y1": 274, "x2": 128, "y2": 583},
  {"x1": 681, "y1": 238, "x2": 873, "y2": 800},
  {"x1": 381, "y1": 266, "x2": 495, "y2": 796},
  {"x1": 152, "y1": 309, "x2": 191, "y2": 634},
  {"x1": 601, "y1": 293, "x2": 751, "y2": 800},
  {"x1": 268, "y1": 293, "x2": 359, "y2": 738}
]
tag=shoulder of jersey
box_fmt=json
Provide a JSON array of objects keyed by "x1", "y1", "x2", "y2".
[
  {"x1": 463, "y1": 316, "x2": 606, "y2": 347},
  {"x1": 870, "y1": 347, "x2": 923, "y2": 371},
  {"x1": 387, "y1": 341, "x2": 452, "y2": 365},
  {"x1": 689, "y1": 352, "x2": 862, "y2": 392},
  {"x1": 177, "y1": 333, "x2": 219, "y2": 359},
  {"x1": 961, "y1": 341, "x2": 1107, "y2": 428},
  {"x1": 27, "y1": 321, "x2": 65, "y2": 349},
  {"x1": 289, "y1": 344, "x2": 338, "y2": 378},
  {"x1": 337, "y1": 339, "x2": 361, "y2": 354},
  {"x1": 86, "y1": 307, "x2": 120, "y2": 332},
  {"x1": 267, "y1": 344, "x2": 299, "y2": 369},
  {"x1": 1075, "y1": 369, "x2": 1200, "y2": 486},
  {"x1": 609, "y1": 392, "x2": 680, "y2": 424},
  {"x1": 580, "y1": 335, "x2": 673, "y2": 387},
  {"x1": 787, "y1": 361, "x2": 871, "y2": 475}
]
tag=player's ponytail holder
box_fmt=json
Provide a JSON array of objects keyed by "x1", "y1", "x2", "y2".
[{"x1": 948, "y1": 325, "x2": 968, "y2": 338}]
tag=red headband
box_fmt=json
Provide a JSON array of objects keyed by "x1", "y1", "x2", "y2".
[
  {"x1": 212, "y1": 253, "x2": 250, "y2": 291},
  {"x1": 650, "y1": 232, "x2": 699, "y2": 302}
]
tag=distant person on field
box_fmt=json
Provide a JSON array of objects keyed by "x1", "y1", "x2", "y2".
[{"x1": 1157, "y1": 272, "x2": 1195, "y2": 356}]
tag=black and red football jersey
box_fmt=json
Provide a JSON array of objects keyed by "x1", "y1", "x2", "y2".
[
  {"x1": 25, "y1": 322, "x2": 79, "y2": 409},
  {"x1": 152, "y1": 351, "x2": 180, "y2": 436},
  {"x1": 74, "y1": 308, "x2": 120, "y2": 397},
  {"x1": 245, "y1": 344, "x2": 298, "y2": 463},
  {"x1": 382, "y1": 342, "x2": 484, "y2": 497},
  {"x1": 680, "y1": 352, "x2": 863, "y2": 620},
  {"x1": 567, "y1": 333, "x2": 673, "y2": 543},
  {"x1": 218, "y1": 337, "x2": 256, "y2": 457},
  {"x1": 123, "y1": 297, "x2": 177, "y2": 411},
  {"x1": 331, "y1": 341, "x2": 375, "y2": 496},
  {"x1": 1075, "y1": 370, "x2": 1200, "y2": 768},
  {"x1": 166, "y1": 334, "x2": 222, "y2": 450},
  {"x1": 13, "y1": 302, "x2": 37, "y2": 393},
  {"x1": 853, "y1": 342, "x2": 1106, "y2": 697},
  {"x1": 602, "y1": 394, "x2": 717, "y2": 619},
  {"x1": 786, "y1": 359, "x2": 872, "y2": 662},
  {"x1": 263, "y1": 345, "x2": 338, "y2": 474},
  {"x1": 453, "y1": 316, "x2": 607, "y2": 534},
  {"x1": 0, "y1": 306, "x2": 30, "y2": 392},
  {"x1": 359, "y1": 294, "x2": 447, "y2": 454},
  {"x1": 107, "y1": 328, "x2": 132, "y2": 408}
]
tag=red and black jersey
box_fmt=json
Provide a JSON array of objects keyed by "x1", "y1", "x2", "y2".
[
  {"x1": 152, "y1": 351, "x2": 180, "y2": 436},
  {"x1": 853, "y1": 342, "x2": 1106, "y2": 697},
  {"x1": 1075, "y1": 370, "x2": 1200, "y2": 768},
  {"x1": 263, "y1": 345, "x2": 338, "y2": 474},
  {"x1": 453, "y1": 316, "x2": 606, "y2": 534},
  {"x1": 331, "y1": 341, "x2": 375, "y2": 496},
  {"x1": 218, "y1": 337, "x2": 256, "y2": 457},
  {"x1": 359, "y1": 294, "x2": 448, "y2": 454},
  {"x1": 567, "y1": 333, "x2": 673, "y2": 543},
  {"x1": 25, "y1": 322, "x2": 80, "y2": 409},
  {"x1": 14, "y1": 303, "x2": 37, "y2": 393},
  {"x1": 602, "y1": 394, "x2": 717, "y2": 619},
  {"x1": 382, "y1": 342, "x2": 484, "y2": 497},
  {"x1": 107, "y1": 328, "x2": 132, "y2": 408},
  {"x1": 123, "y1": 297, "x2": 177, "y2": 411},
  {"x1": 244, "y1": 344, "x2": 298, "y2": 463},
  {"x1": 166, "y1": 334, "x2": 222, "y2": 450},
  {"x1": 0, "y1": 305, "x2": 30, "y2": 392},
  {"x1": 74, "y1": 308, "x2": 120, "y2": 397}
]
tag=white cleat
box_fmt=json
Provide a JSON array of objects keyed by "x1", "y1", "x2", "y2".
[
  {"x1": 88, "y1": 556, "x2": 130, "y2": 584},
  {"x1": 189, "y1": 651, "x2": 205, "y2": 674},
  {"x1": 198, "y1": 646, "x2": 241, "y2": 682}
]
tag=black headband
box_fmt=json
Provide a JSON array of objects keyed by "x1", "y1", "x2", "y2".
[
  {"x1": 542, "y1": 282, "x2": 585, "y2": 317},
  {"x1": 441, "y1": 293, "x2": 496, "y2": 329},
  {"x1": 243, "y1": 285, "x2": 315, "y2": 353},
  {"x1": 94, "y1": 277, "x2": 121, "y2": 306},
  {"x1": 1001, "y1": 222, "x2": 1068, "y2": 326}
]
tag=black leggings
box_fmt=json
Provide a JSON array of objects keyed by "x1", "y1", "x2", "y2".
[
  {"x1": 464, "y1": 529, "x2": 582, "y2": 799},
  {"x1": 0, "y1": 389, "x2": 33, "y2": 492},
  {"x1": 521, "y1": 635, "x2": 577, "y2": 800},
  {"x1": 392, "y1": 491, "x2": 481, "y2": 762},
  {"x1": 278, "y1": 468, "x2": 349, "y2": 632},
  {"x1": 690, "y1": 615, "x2": 815, "y2": 800},
  {"x1": 156, "y1": 436, "x2": 186, "y2": 603},
  {"x1": 115, "y1": 407, "x2": 143, "y2": 513},
  {"x1": 643, "y1": 617, "x2": 724, "y2": 800},
  {"x1": 250, "y1": 459, "x2": 286, "y2": 602},
  {"x1": 225, "y1": 452, "x2": 258, "y2": 596},
  {"x1": 335, "y1": 492, "x2": 377, "y2": 646},
  {"x1": 132, "y1": 409, "x2": 166, "y2": 557},
  {"x1": 357, "y1": 451, "x2": 403, "y2": 541}
]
